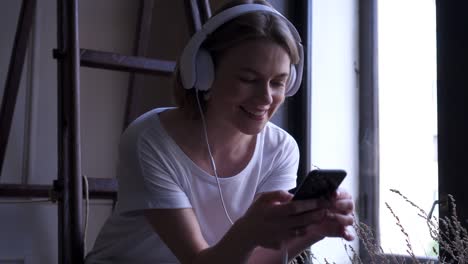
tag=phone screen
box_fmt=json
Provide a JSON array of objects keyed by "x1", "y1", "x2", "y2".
[{"x1": 289, "y1": 169, "x2": 347, "y2": 200}]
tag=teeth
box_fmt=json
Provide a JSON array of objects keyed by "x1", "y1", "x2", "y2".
[
  {"x1": 241, "y1": 106, "x2": 269, "y2": 117},
  {"x1": 246, "y1": 109, "x2": 266, "y2": 116}
]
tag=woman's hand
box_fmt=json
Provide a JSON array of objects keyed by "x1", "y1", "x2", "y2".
[
  {"x1": 299, "y1": 188, "x2": 355, "y2": 241},
  {"x1": 238, "y1": 188, "x2": 355, "y2": 249},
  {"x1": 237, "y1": 190, "x2": 331, "y2": 250},
  {"x1": 236, "y1": 189, "x2": 354, "y2": 264}
]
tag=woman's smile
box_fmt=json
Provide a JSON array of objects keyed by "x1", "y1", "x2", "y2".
[
  {"x1": 206, "y1": 38, "x2": 291, "y2": 135},
  {"x1": 240, "y1": 106, "x2": 268, "y2": 121}
]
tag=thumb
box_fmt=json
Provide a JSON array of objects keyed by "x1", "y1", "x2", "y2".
[{"x1": 257, "y1": 190, "x2": 293, "y2": 204}]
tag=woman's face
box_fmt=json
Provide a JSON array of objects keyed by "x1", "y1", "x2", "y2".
[{"x1": 206, "y1": 38, "x2": 291, "y2": 135}]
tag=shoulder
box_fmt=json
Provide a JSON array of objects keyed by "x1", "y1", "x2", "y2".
[
  {"x1": 259, "y1": 122, "x2": 299, "y2": 162},
  {"x1": 261, "y1": 122, "x2": 298, "y2": 149},
  {"x1": 119, "y1": 107, "x2": 174, "y2": 153},
  {"x1": 123, "y1": 107, "x2": 174, "y2": 135}
]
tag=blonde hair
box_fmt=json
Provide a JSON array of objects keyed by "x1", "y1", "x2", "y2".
[{"x1": 173, "y1": 0, "x2": 300, "y2": 119}]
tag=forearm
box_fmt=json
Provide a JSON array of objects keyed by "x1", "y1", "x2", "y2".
[
  {"x1": 192, "y1": 218, "x2": 256, "y2": 264},
  {"x1": 247, "y1": 234, "x2": 323, "y2": 264},
  {"x1": 285, "y1": 234, "x2": 323, "y2": 261}
]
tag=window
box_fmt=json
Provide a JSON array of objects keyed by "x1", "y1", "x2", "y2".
[{"x1": 377, "y1": 0, "x2": 438, "y2": 258}]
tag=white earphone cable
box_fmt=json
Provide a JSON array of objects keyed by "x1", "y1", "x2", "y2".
[{"x1": 195, "y1": 90, "x2": 234, "y2": 225}]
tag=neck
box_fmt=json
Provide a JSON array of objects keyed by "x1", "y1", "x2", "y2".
[
  {"x1": 162, "y1": 109, "x2": 256, "y2": 177},
  {"x1": 200, "y1": 117, "x2": 254, "y2": 160},
  {"x1": 200, "y1": 123, "x2": 256, "y2": 177}
]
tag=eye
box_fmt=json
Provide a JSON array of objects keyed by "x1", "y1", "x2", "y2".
[
  {"x1": 270, "y1": 80, "x2": 287, "y2": 89},
  {"x1": 238, "y1": 75, "x2": 256, "y2": 83}
]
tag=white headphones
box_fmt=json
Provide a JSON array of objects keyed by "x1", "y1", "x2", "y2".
[{"x1": 179, "y1": 4, "x2": 304, "y2": 97}]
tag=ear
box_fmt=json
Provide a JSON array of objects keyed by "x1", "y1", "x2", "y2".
[{"x1": 194, "y1": 48, "x2": 215, "y2": 91}]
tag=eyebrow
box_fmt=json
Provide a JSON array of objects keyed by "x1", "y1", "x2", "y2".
[{"x1": 238, "y1": 68, "x2": 290, "y2": 78}]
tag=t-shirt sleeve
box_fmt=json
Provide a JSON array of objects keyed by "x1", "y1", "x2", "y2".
[
  {"x1": 256, "y1": 132, "x2": 299, "y2": 194},
  {"x1": 115, "y1": 128, "x2": 192, "y2": 215}
]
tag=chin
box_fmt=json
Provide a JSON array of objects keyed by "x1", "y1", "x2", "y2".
[{"x1": 239, "y1": 122, "x2": 268, "y2": 135}]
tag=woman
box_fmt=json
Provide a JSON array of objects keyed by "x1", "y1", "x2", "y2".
[{"x1": 85, "y1": 1, "x2": 354, "y2": 263}]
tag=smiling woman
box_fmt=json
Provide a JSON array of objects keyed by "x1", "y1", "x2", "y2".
[
  {"x1": 204, "y1": 38, "x2": 290, "y2": 136},
  {"x1": 173, "y1": 1, "x2": 301, "y2": 120},
  {"x1": 84, "y1": 1, "x2": 355, "y2": 263}
]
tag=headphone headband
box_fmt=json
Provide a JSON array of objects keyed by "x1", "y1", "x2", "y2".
[{"x1": 180, "y1": 4, "x2": 303, "y2": 97}]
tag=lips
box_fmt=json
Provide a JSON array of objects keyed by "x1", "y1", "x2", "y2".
[{"x1": 240, "y1": 106, "x2": 268, "y2": 120}]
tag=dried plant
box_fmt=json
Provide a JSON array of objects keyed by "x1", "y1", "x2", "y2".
[{"x1": 303, "y1": 190, "x2": 468, "y2": 264}]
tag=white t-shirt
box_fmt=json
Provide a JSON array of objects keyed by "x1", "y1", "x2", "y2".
[{"x1": 85, "y1": 108, "x2": 299, "y2": 264}]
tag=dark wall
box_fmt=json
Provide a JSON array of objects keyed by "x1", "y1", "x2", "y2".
[{"x1": 436, "y1": 0, "x2": 468, "y2": 259}]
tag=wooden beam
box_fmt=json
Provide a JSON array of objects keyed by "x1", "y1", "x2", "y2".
[
  {"x1": 85, "y1": 178, "x2": 118, "y2": 200},
  {"x1": 197, "y1": 0, "x2": 212, "y2": 23},
  {"x1": 77, "y1": 49, "x2": 175, "y2": 76},
  {"x1": 184, "y1": 0, "x2": 203, "y2": 35},
  {"x1": 124, "y1": 0, "x2": 156, "y2": 129},
  {"x1": 0, "y1": 183, "x2": 50, "y2": 198},
  {"x1": 0, "y1": 0, "x2": 36, "y2": 176},
  {"x1": 56, "y1": 0, "x2": 83, "y2": 262},
  {"x1": 0, "y1": 178, "x2": 118, "y2": 200}
]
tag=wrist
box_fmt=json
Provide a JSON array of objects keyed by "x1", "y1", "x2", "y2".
[
  {"x1": 229, "y1": 216, "x2": 258, "y2": 252},
  {"x1": 204, "y1": 216, "x2": 256, "y2": 264},
  {"x1": 285, "y1": 232, "x2": 324, "y2": 259}
]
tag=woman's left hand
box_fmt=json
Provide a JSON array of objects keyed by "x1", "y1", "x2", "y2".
[
  {"x1": 244, "y1": 189, "x2": 355, "y2": 263},
  {"x1": 295, "y1": 188, "x2": 355, "y2": 242},
  {"x1": 310, "y1": 189, "x2": 354, "y2": 241}
]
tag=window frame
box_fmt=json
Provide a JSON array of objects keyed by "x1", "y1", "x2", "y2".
[
  {"x1": 287, "y1": 0, "x2": 312, "y2": 181},
  {"x1": 358, "y1": 0, "x2": 468, "y2": 263},
  {"x1": 358, "y1": 0, "x2": 380, "y2": 261},
  {"x1": 358, "y1": 0, "x2": 441, "y2": 262},
  {"x1": 287, "y1": 0, "x2": 468, "y2": 262}
]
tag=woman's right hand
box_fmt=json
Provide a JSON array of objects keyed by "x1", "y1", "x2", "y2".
[{"x1": 238, "y1": 190, "x2": 329, "y2": 250}]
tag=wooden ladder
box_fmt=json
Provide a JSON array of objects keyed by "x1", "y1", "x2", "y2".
[{"x1": 0, "y1": 0, "x2": 211, "y2": 263}]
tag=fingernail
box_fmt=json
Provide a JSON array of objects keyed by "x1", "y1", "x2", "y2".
[{"x1": 345, "y1": 231, "x2": 355, "y2": 241}]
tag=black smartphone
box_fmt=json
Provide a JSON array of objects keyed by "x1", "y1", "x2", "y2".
[{"x1": 289, "y1": 169, "x2": 347, "y2": 200}]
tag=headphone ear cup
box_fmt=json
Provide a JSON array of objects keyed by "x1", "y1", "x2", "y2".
[
  {"x1": 286, "y1": 65, "x2": 296, "y2": 92},
  {"x1": 194, "y1": 48, "x2": 215, "y2": 91}
]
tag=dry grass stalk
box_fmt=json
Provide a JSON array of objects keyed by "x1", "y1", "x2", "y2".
[
  {"x1": 384, "y1": 201, "x2": 418, "y2": 262},
  {"x1": 308, "y1": 190, "x2": 467, "y2": 263}
]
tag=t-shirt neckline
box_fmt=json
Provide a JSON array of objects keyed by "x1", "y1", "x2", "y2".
[{"x1": 155, "y1": 109, "x2": 260, "y2": 183}]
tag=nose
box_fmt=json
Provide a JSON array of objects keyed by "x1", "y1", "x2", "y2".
[{"x1": 255, "y1": 81, "x2": 273, "y2": 105}]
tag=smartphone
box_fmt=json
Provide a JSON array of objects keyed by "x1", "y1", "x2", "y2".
[{"x1": 289, "y1": 169, "x2": 347, "y2": 200}]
